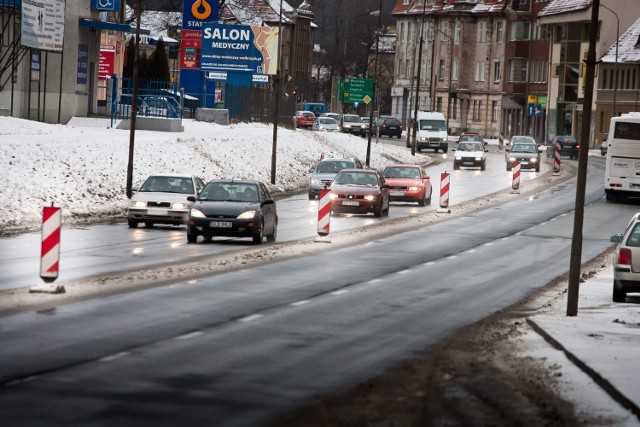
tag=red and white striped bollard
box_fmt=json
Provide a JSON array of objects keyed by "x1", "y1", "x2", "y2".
[
  {"x1": 315, "y1": 187, "x2": 331, "y2": 242},
  {"x1": 437, "y1": 172, "x2": 451, "y2": 213},
  {"x1": 498, "y1": 132, "x2": 504, "y2": 151},
  {"x1": 511, "y1": 161, "x2": 521, "y2": 193},
  {"x1": 553, "y1": 142, "x2": 561, "y2": 174},
  {"x1": 31, "y1": 205, "x2": 65, "y2": 293}
]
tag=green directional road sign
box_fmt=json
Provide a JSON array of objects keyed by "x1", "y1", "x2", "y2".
[{"x1": 342, "y1": 77, "x2": 375, "y2": 104}]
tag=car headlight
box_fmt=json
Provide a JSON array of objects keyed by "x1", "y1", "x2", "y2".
[
  {"x1": 364, "y1": 195, "x2": 376, "y2": 201},
  {"x1": 319, "y1": 126, "x2": 325, "y2": 131},
  {"x1": 131, "y1": 201, "x2": 146, "y2": 208},
  {"x1": 190, "y1": 208, "x2": 206, "y2": 218},
  {"x1": 455, "y1": 156, "x2": 462, "y2": 160},
  {"x1": 530, "y1": 158, "x2": 538, "y2": 163},
  {"x1": 330, "y1": 193, "x2": 338, "y2": 200},
  {"x1": 172, "y1": 203, "x2": 190, "y2": 209},
  {"x1": 310, "y1": 178, "x2": 320, "y2": 185},
  {"x1": 475, "y1": 157, "x2": 482, "y2": 161},
  {"x1": 237, "y1": 210, "x2": 256, "y2": 219},
  {"x1": 408, "y1": 186, "x2": 421, "y2": 191},
  {"x1": 508, "y1": 157, "x2": 516, "y2": 162},
  {"x1": 420, "y1": 137, "x2": 427, "y2": 141},
  {"x1": 441, "y1": 138, "x2": 447, "y2": 144}
]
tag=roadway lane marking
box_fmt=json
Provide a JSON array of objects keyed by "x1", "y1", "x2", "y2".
[
  {"x1": 447, "y1": 255, "x2": 458, "y2": 259},
  {"x1": 5, "y1": 376, "x2": 38, "y2": 387},
  {"x1": 467, "y1": 249, "x2": 477, "y2": 254},
  {"x1": 540, "y1": 222, "x2": 547, "y2": 226},
  {"x1": 176, "y1": 331, "x2": 203, "y2": 340},
  {"x1": 99, "y1": 351, "x2": 130, "y2": 362},
  {"x1": 367, "y1": 279, "x2": 382, "y2": 284},
  {"x1": 291, "y1": 300, "x2": 310, "y2": 306},
  {"x1": 239, "y1": 314, "x2": 263, "y2": 322},
  {"x1": 550, "y1": 217, "x2": 557, "y2": 221},
  {"x1": 331, "y1": 290, "x2": 349, "y2": 295},
  {"x1": 484, "y1": 242, "x2": 493, "y2": 247},
  {"x1": 561, "y1": 213, "x2": 567, "y2": 217},
  {"x1": 187, "y1": 279, "x2": 198, "y2": 285},
  {"x1": 501, "y1": 237, "x2": 509, "y2": 241},
  {"x1": 423, "y1": 261, "x2": 435, "y2": 266},
  {"x1": 397, "y1": 269, "x2": 411, "y2": 274}
]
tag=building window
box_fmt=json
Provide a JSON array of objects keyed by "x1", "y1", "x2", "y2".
[
  {"x1": 439, "y1": 59, "x2": 445, "y2": 81},
  {"x1": 496, "y1": 21, "x2": 503, "y2": 43},
  {"x1": 454, "y1": 20, "x2": 461, "y2": 44},
  {"x1": 493, "y1": 60, "x2": 501, "y2": 82},
  {"x1": 473, "y1": 100, "x2": 482, "y2": 121},
  {"x1": 510, "y1": 21, "x2": 531, "y2": 41},
  {"x1": 478, "y1": 20, "x2": 487, "y2": 43},
  {"x1": 437, "y1": 97, "x2": 442, "y2": 112},
  {"x1": 452, "y1": 61, "x2": 458, "y2": 81},
  {"x1": 491, "y1": 100, "x2": 498, "y2": 122},
  {"x1": 441, "y1": 21, "x2": 449, "y2": 41},
  {"x1": 475, "y1": 61, "x2": 486, "y2": 82},
  {"x1": 508, "y1": 59, "x2": 528, "y2": 82}
]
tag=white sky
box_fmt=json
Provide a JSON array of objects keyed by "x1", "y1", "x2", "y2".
[{"x1": 0, "y1": 116, "x2": 429, "y2": 232}]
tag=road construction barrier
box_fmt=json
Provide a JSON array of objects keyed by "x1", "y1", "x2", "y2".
[
  {"x1": 499, "y1": 132, "x2": 504, "y2": 150},
  {"x1": 440, "y1": 172, "x2": 450, "y2": 208},
  {"x1": 317, "y1": 188, "x2": 331, "y2": 236},
  {"x1": 512, "y1": 161, "x2": 521, "y2": 191},
  {"x1": 40, "y1": 205, "x2": 61, "y2": 282},
  {"x1": 553, "y1": 143, "x2": 561, "y2": 174}
]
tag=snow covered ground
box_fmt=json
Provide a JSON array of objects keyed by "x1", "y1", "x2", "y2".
[{"x1": 0, "y1": 116, "x2": 431, "y2": 234}]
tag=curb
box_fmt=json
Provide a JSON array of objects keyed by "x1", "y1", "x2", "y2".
[{"x1": 526, "y1": 317, "x2": 640, "y2": 421}]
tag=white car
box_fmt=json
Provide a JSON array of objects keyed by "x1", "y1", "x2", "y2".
[
  {"x1": 128, "y1": 174, "x2": 206, "y2": 228},
  {"x1": 610, "y1": 212, "x2": 640, "y2": 302},
  {"x1": 453, "y1": 141, "x2": 488, "y2": 170},
  {"x1": 312, "y1": 117, "x2": 340, "y2": 132}
]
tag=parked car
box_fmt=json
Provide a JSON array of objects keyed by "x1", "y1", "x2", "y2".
[
  {"x1": 186, "y1": 180, "x2": 277, "y2": 244},
  {"x1": 320, "y1": 112, "x2": 341, "y2": 121},
  {"x1": 453, "y1": 141, "x2": 488, "y2": 170},
  {"x1": 547, "y1": 135, "x2": 579, "y2": 159},
  {"x1": 506, "y1": 140, "x2": 541, "y2": 172},
  {"x1": 375, "y1": 117, "x2": 404, "y2": 139},
  {"x1": 382, "y1": 164, "x2": 432, "y2": 206},
  {"x1": 308, "y1": 157, "x2": 364, "y2": 199},
  {"x1": 340, "y1": 114, "x2": 366, "y2": 136},
  {"x1": 609, "y1": 212, "x2": 640, "y2": 302},
  {"x1": 312, "y1": 117, "x2": 340, "y2": 132},
  {"x1": 361, "y1": 116, "x2": 373, "y2": 134},
  {"x1": 127, "y1": 174, "x2": 206, "y2": 228},
  {"x1": 329, "y1": 169, "x2": 390, "y2": 217},
  {"x1": 294, "y1": 110, "x2": 316, "y2": 128}
]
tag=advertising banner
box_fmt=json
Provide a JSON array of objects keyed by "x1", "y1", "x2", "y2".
[
  {"x1": 180, "y1": 29, "x2": 202, "y2": 70},
  {"x1": 77, "y1": 44, "x2": 88, "y2": 85},
  {"x1": 200, "y1": 23, "x2": 279, "y2": 75},
  {"x1": 99, "y1": 44, "x2": 116, "y2": 79},
  {"x1": 21, "y1": 0, "x2": 65, "y2": 52},
  {"x1": 30, "y1": 50, "x2": 40, "y2": 81}
]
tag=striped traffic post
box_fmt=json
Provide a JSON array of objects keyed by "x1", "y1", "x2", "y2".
[
  {"x1": 553, "y1": 142, "x2": 561, "y2": 175},
  {"x1": 31, "y1": 205, "x2": 65, "y2": 293},
  {"x1": 499, "y1": 132, "x2": 504, "y2": 150},
  {"x1": 437, "y1": 172, "x2": 451, "y2": 213},
  {"x1": 511, "y1": 161, "x2": 521, "y2": 193},
  {"x1": 315, "y1": 187, "x2": 331, "y2": 242}
]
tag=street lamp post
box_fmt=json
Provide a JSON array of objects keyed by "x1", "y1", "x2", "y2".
[
  {"x1": 270, "y1": 0, "x2": 284, "y2": 185},
  {"x1": 366, "y1": 0, "x2": 383, "y2": 167},
  {"x1": 601, "y1": 3, "x2": 619, "y2": 118}
]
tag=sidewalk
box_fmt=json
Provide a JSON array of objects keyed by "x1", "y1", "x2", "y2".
[{"x1": 528, "y1": 260, "x2": 640, "y2": 420}]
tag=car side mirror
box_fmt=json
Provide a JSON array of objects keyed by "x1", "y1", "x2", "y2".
[
  {"x1": 262, "y1": 199, "x2": 275, "y2": 206},
  {"x1": 187, "y1": 196, "x2": 196, "y2": 202},
  {"x1": 452, "y1": 148, "x2": 456, "y2": 152},
  {"x1": 610, "y1": 234, "x2": 623, "y2": 243},
  {"x1": 423, "y1": 175, "x2": 429, "y2": 180},
  {"x1": 484, "y1": 149, "x2": 489, "y2": 152}
]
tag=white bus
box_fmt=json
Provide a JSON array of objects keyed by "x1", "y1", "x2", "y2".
[{"x1": 604, "y1": 112, "x2": 640, "y2": 202}]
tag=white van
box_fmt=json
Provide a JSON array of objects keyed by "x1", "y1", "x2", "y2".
[
  {"x1": 604, "y1": 112, "x2": 640, "y2": 202},
  {"x1": 416, "y1": 111, "x2": 448, "y2": 153}
]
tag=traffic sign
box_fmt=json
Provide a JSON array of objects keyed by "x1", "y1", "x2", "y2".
[
  {"x1": 527, "y1": 94, "x2": 538, "y2": 104},
  {"x1": 342, "y1": 77, "x2": 374, "y2": 103},
  {"x1": 528, "y1": 103, "x2": 542, "y2": 117}
]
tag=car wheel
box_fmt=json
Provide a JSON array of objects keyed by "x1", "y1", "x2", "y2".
[
  {"x1": 613, "y1": 281, "x2": 626, "y2": 303},
  {"x1": 418, "y1": 191, "x2": 426, "y2": 206},
  {"x1": 506, "y1": 164, "x2": 512, "y2": 171},
  {"x1": 453, "y1": 163, "x2": 459, "y2": 170},
  {"x1": 253, "y1": 221, "x2": 264, "y2": 244},
  {"x1": 308, "y1": 192, "x2": 315, "y2": 200},
  {"x1": 383, "y1": 200, "x2": 390, "y2": 216},
  {"x1": 374, "y1": 203, "x2": 382, "y2": 218},
  {"x1": 266, "y1": 219, "x2": 277, "y2": 243},
  {"x1": 187, "y1": 233, "x2": 197, "y2": 244},
  {"x1": 434, "y1": 148, "x2": 439, "y2": 153},
  {"x1": 481, "y1": 162, "x2": 486, "y2": 171},
  {"x1": 144, "y1": 222, "x2": 154, "y2": 228},
  {"x1": 397, "y1": 134, "x2": 401, "y2": 139},
  {"x1": 535, "y1": 165, "x2": 540, "y2": 172},
  {"x1": 443, "y1": 148, "x2": 448, "y2": 154},
  {"x1": 417, "y1": 147, "x2": 422, "y2": 152},
  {"x1": 425, "y1": 188, "x2": 432, "y2": 205},
  {"x1": 127, "y1": 219, "x2": 138, "y2": 228}
]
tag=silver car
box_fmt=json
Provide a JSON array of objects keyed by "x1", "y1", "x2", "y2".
[
  {"x1": 128, "y1": 174, "x2": 205, "y2": 228},
  {"x1": 610, "y1": 212, "x2": 640, "y2": 302},
  {"x1": 506, "y1": 139, "x2": 541, "y2": 172},
  {"x1": 307, "y1": 157, "x2": 363, "y2": 199},
  {"x1": 340, "y1": 114, "x2": 366, "y2": 136},
  {"x1": 312, "y1": 117, "x2": 340, "y2": 132}
]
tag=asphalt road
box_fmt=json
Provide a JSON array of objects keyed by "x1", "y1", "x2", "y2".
[
  {"x1": 1, "y1": 156, "x2": 636, "y2": 427},
  {"x1": 0, "y1": 148, "x2": 547, "y2": 291}
]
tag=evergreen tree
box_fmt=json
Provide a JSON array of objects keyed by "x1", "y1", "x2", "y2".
[
  {"x1": 149, "y1": 37, "x2": 171, "y2": 82},
  {"x1": 138, "y1": 51, "x2": 150, "y2": 85},
  {"x1": 123, "y1": 38, "x2": 135, "y2": 79}
]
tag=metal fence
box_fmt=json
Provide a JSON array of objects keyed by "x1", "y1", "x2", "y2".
[{"x1": 110, "y1": 77, "x2": 184, "y2": 123}]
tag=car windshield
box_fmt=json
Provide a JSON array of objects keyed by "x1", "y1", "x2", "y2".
[
  {"x1": 458, "y1": 142, "x2": 483, "y2": 151},
  {"x1": 419, "y1": 119, "x2": 446, "y2": 131},
  {"x1": 318, "y1": 118, "x2": 336, "y2": 125},
  {"x1": 334, "y1": 172, "x2": 378, "y2": 187},
  {"x1": 139, "y1": 176, "x2": 194, "y2": 194},
  {"x1": 315, "y1": 161, "x2": 354, "y2": 174},
  {"x1": 383, "y1": 167, "x2": 421, "y2": 179},
  {"x1": 511, "y1": 144, "x2": 537, "y2": 153},
  {"x1": 461, "y1": 135, "x2": 482, "y2": 142},
  {"x1": 199, "y1": 183, "x2": 259, "y2": 202},
  {"x1": 343, "y1": 116, "x2": 362, "y2": 123},
  {"x1": 511, "y1": 137, "x2": 535, "y2": 144},
  {"x1": 626, "y1": 223, "x2": 640, "y2": 247}
]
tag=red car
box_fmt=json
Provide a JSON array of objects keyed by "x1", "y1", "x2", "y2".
[
  {"x1": 382, "y1": 164, "x2": 432, "y2": 206},
  {"x1": 329, "y1": 169, "x2": 390, "y2": 217},
  {"x1": 294, "y1": 111, "x2": 316, "y2": 128}
]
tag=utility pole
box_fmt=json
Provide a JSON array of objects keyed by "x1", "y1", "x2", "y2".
[
  {"x1": 126, "y1": 0, "x2": 142, "y2": 199},
  {"x1": 411, "y1": 5, "x2": 427, "y2": 156},
  {"x1": 366, "y1": 0, "x2": 383, "y2": 167},
  {"x1": 567, "y1": 0, "x2": 600, "y2": 316},
  {"x1": 271, "y1": 0, "x2": 284, "y2": 185}
]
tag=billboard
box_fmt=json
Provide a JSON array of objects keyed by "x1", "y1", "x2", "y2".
[
  {"x1": 183, "y1": 0, "x2": 219, "y2": 30},
  {"x1": 200, "y1": 23, "x2": 279, "y2": 75},
  {"x1": 21, "y1": 0, "x2": 65, "y2": 52},
  {"x1": 99, "y1": 44, "x2": 116, "y2": 79}
]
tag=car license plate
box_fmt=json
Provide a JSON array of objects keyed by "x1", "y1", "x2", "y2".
[
  {"x1": 521, "y1": 161, "x2": 529, "y2": 165},
  {"x1": 390, "y1": 191, "x2": 404, "y2": 197},
  {"x1": 342, "y1": 200, "x2": 359, "y2": 206},
  {"x1": 463, "y1": 162, "x2": 474, "y2": 166},
  {"x1": 210, "y1": 221, "x2": 232, "y2": 228},
  {"x1": 389, "y1": 126, "x2": 397, "y2": 130}
]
